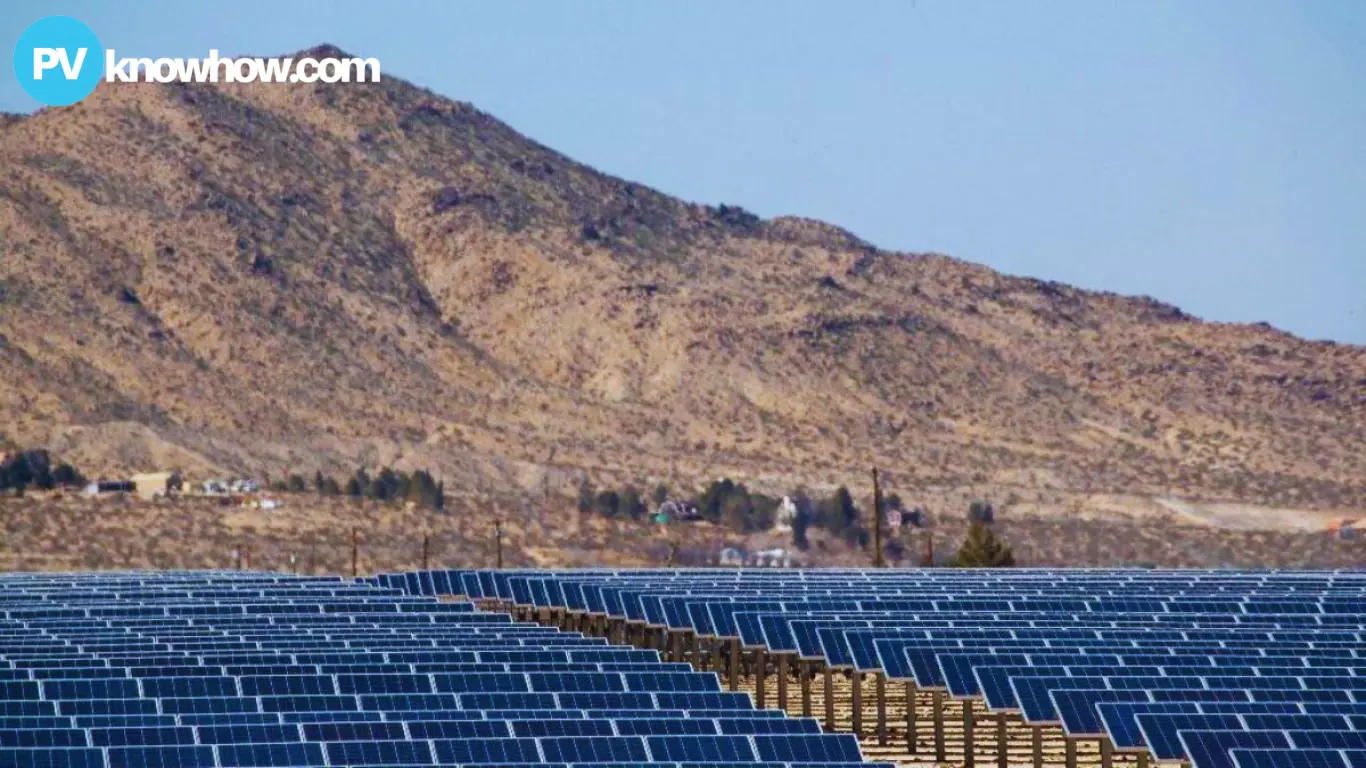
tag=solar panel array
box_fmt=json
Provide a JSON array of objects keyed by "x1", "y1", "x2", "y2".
[
  {"x1": 404, "y1": 568, "x2": 1366, "y2": 768},
  {"x1": 0, "y1": 571, "x2": 886, "y2": 768}
]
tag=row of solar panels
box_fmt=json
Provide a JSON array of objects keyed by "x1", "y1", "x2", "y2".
[
  {"x1": 417, "y1": 569, "x2": 1366, "y2": 768},
  {"x1": 0, "y1": 736, "x2": 874, "y2": 768},
  {"x1": 0, "y1": 573, "x2": 884, "y2": 768}
]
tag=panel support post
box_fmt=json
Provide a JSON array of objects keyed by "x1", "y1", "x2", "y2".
[
  {"x1": 876, "y1": 672, "x2": 887, "y2": 746},
  {"x1": 824, "y1": 666, "x2": 835, "y2": 732},
  {"x1": 997, "y1": 711, "x2": 1008, "y2": 768},
  {"x1": 906, "y1": 682, "x2": 917, "y2": 756},
  {"x1": 1065, "y1": 737, "x2": 1078, "y2": 768},
  {"x1": 1100, "y1": 738, "x2": 1113, "y2": 768},
  {"x1": 963, "y1": 700, "x2": 975, "y2": 768},
  {"x1": 851, "y1": 671, "x2": 863, "y2": 737},
  {"x1": 777, "y1": 654, "x2": 789, "y2": 712},
  {"x1": 932, "y1": 689, "x2": 945, "y2": 764},
  {"x1": 728, "y1": 638, "x2": 741, "y2": 692},
  {"x1": 800, "y1": 661, "x2": 812, "y2": 718},
  {"x1": 1032, "y1": 726, "x2": 1043, "y2": 768},
  {"x1": 756, "y1": 648, "x2": 767, "y2": 709}
]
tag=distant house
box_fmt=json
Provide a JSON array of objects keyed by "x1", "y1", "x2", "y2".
[
  {"x1": 1329, "y1": 519, "x2": 1358, "y2": 540},
  {"x1": 84, "y1": 480, "x2": 135, "y2": 497},
  {"x1": 203, "y1": 478, "x2": 258, "y2": 495},
  {"x1": 130, "y1": 472, "x2": 181, "y2": 501},
  {"x1": 747, "y1": 548, "x2": 793, "y2": 568},
  {"x1": 718, "y1": 547, "x2": 746, "y2": 567}
]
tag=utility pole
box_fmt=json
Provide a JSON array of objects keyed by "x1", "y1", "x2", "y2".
[
  {"x1": 351, "y1": 527, "x2": 359, "y2": 579},
  {"x1": 872, "y1": 467, "x2": 884, "y2": 568},
  {"x1": 494, "y1": 521, "x2": 504, "y2": 569}
]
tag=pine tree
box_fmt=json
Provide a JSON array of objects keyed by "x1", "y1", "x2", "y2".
[
  {"x1": 952, "y1": 521, "x2": 1016, "y2": 567},
  {"x1": 576, "y1": 480, "x2": 596, "y2": 514},
  {"x1": 314, "y1": 471, "x2": 326, "y2": 494},
  {"x1": 620, "y1": 486, "x2": 646, "y2": 520}
]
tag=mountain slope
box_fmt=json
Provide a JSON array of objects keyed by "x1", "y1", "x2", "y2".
[{"x1": 1, "y1": 46, "x2": 1363, "y2": 513}]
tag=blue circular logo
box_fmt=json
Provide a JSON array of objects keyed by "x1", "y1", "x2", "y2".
[{"x1": 12, "y1": 16, "x2": 104, "y2": 107}]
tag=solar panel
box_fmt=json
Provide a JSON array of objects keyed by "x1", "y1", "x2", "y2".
[{"x1": 5, "y1": 569, "x2": 1366, "y2": 768}]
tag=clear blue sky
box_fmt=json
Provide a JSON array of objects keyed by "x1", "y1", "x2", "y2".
[{"x1": 5, "y1": 0, "x2": 1364, "y2": 344}]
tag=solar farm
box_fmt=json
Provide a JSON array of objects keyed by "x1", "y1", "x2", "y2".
[
  {"x1": 0, "y1": 570, "x2": 1361, "y2": 768},
  {"x1": 391, "y1": 569, "x2": 1366, "y2": 768}
]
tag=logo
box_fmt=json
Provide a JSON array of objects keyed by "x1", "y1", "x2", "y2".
[
  {"x1": 13, "y1": 16, "x2": 104, "y2": 107},
  {"x1": 12, "y1": 16, "x2": 381, "y2": 106}
]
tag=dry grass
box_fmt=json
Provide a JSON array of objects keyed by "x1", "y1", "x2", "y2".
[
  {"x1": 0, "y1": 57, "x2": 1362, "y2": 525},
  {"x1": 1, "y1": 490, "x2": 1360, "y2": 573}
]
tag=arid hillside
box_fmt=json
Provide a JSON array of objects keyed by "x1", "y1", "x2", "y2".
[{"x1": 2, "y1": 45, "x2": 1364, "y2": 524}]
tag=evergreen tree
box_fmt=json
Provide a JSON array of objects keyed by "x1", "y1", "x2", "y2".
[
  {"x1": 952, "y1": 521, "x2": 1016, "y2": 567},
  {"x1": 694, "y1": 479, "x2": 738, "y2": 523},
  {"x1": 314, "y1": 471, "x2": 326, "y2": 494},
  {"x1": 287, "y1": 474, "x2": 307, "y2": 493},
  {"x1": 595, "y1": 489, "x2": 621, "y2": 518},
  {"x1": 576, "y1": 480, "x2": 596, "y2": 514},
  {"x1": 51, "y1": 463, "x2": 85, "y2": 488},
  {"x1": 620, "y1": 486, "x2": 646, "y2": 520},
  {"x1": 651, "y1": 484, "x2": 669, "y2": 506},
  {"x1": 968, "y1": 500, "x2": 995, "y2": 524},
  {"x1": 791, "y1": 493, "x2": 813, "y2": 550}
]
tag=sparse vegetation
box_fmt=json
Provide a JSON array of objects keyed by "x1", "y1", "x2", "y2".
[
  {"x1": 952, "y1": 520, "x2": 1016, "y2": 567},
  {"x1": 272, "y1": 467, "x2": 446, "y2": 511},
  {"x1": 1, "y1": 55, "x2": 1362, "y2": 538},
  {"x1": 0, "y1": 450, "x2": 85, "y2": 494}
]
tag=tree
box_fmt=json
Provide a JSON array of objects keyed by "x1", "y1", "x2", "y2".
[
  {"x1": 314, "y1": 471, "x2": 327, "y2": 494},
  {"x1": 577, "y1": 480, "x2": 596, "y2": 514},
  {"x1": 0, "y1": 450, "x2": 49, "y2": 492},
  {"x1": 968, "y1": 500, "x2": 995, "y2": 524},
  {"x1": 651, "y1": 484, "x2": 669, "y2": 506},
  {"x1": 370, "y1": 468, "x2": 401, "y2": 501},
  {"x1": 51, "y1": 463, "x2": 85, "y2": 488},
  {"x1": 694, "y1": 479, "x2": 738, "y2": 523},
  {"x1": 321, "y1": 477, "x2": 342, "y2": 496},
  {"x1": 595, "y1": 489, "x2": 621, "y2": 518},
  {"x1": 952, "y1": 521, "x2": 1015, "y2": 567},
  {"x1": 791, "y1": 493, "x2": 814, "y2": 550},
  {"x1": 813, "y1": 486, "x2": 861, "y2": 543},
  {"x1": 287, "y1": 474, "x2": 307, "y2": 493},
  {"x1": 619, "y1": 486, "x2": 647, "y2": 521},
  {"x1": 345, "y1": 475, "x2": 364, "y2": 498}
]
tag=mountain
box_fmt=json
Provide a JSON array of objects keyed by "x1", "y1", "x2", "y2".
[{"x1": 1, "y1": 45, "x2": 1363, "y2": 518}]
